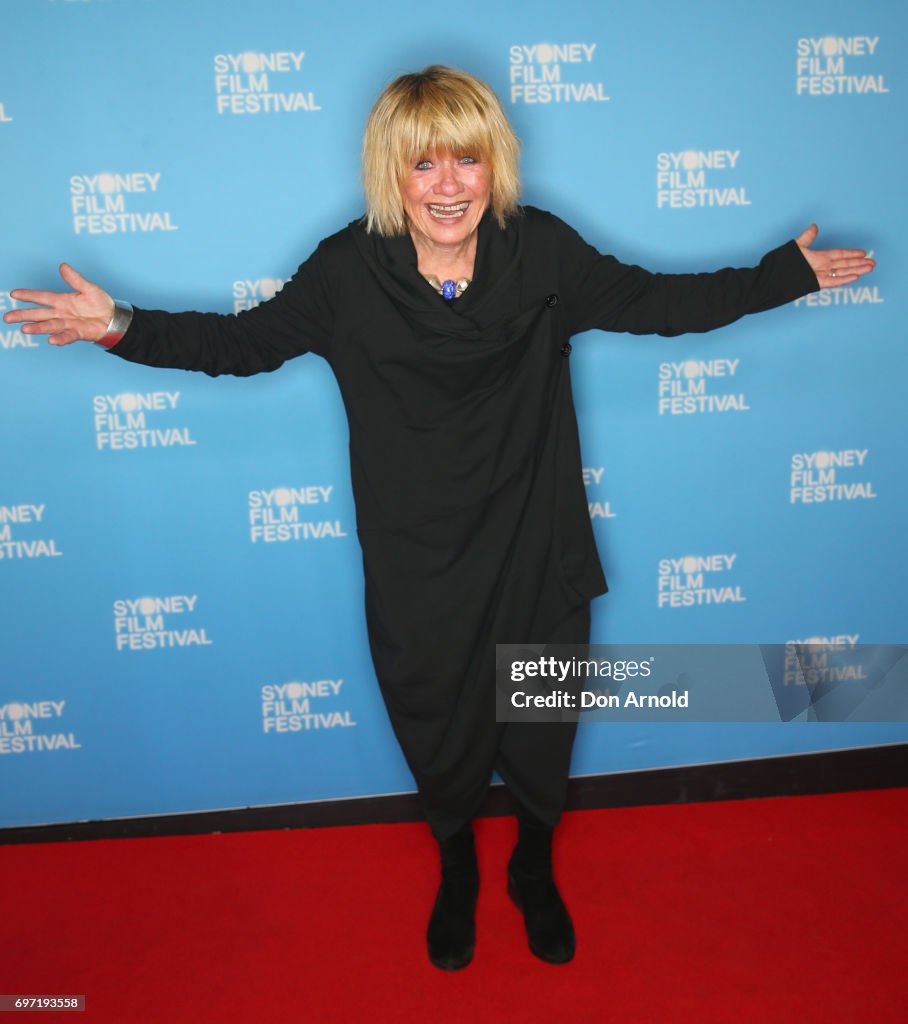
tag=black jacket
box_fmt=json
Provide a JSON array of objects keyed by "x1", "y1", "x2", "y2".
[{"x1": 110, "y1": 205, "x2": 820, "y2": 827}]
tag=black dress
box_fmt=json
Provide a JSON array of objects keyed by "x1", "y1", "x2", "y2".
[{"x1": 109, "y1": 206, "x2": 820, "y2": 838}]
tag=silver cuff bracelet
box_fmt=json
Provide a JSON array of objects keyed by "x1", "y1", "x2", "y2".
[{"x1": 98, "y1": 300, "x2": 134, "y2": 349}]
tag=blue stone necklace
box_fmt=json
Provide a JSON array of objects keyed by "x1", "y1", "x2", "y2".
[{"x1": 423, "y1": 275, "x2": 470, "y2": 301}]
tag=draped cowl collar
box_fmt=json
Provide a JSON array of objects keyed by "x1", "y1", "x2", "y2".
[{"x1": 348, "y1": 206, "x2": 526, "y2": 340}]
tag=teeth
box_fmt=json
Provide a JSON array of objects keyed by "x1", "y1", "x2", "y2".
[{"x1": 428, "y1": 202, "x2": 469, "y2": 217}]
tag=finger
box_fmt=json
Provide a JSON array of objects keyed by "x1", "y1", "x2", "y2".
[
  {"x1": 809, "y1": 255, "x2": 875, "y2": 276},
  {"x1": 796, "y1": 223, "x2": 818, "y2": 248},
  {"x1": 815, "y1": 257, "x2": 875, "y2": 275},
  {"x1": 47, "y1": 331, "x2": 83, "y2": 347},
  {"x1": 8, "y1": 288, "x2": 67, "y2": 307},
  {"x1": 818, "y1": 268, "x2": 868, "y2": 288},
  {"x1": 831, "y1": 257, "x2": 875, "y2": 273},
  {"x1": 22, "y1": 317, "x2": 76, "y2": 336},
  {"x1": 819, "y1": 271, "x2": 862, "y2": 288},
  {"x1": 813, "y1": 247, "x2": 867, "y2": 261},
  {"x1": 3, "y1": 306, "x2": 57, "y2": 324},
  {"x1": 59, "y1": 262, "x2": 95, "y2": 292}
]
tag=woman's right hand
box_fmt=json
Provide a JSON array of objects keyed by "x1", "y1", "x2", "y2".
[{"x1": 2, "y1": 263, "x2": 114, "y2": 346}]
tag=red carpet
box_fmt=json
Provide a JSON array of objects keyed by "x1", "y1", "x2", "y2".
[{"x1": 2, "y1": 788, "x2": 906, "y2": 1023}]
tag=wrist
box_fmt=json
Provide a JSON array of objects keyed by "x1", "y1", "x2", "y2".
[{"x1": 97, "y1": 300, "x2": 133, "y2": 349}]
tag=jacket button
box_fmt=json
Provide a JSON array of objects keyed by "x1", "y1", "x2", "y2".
[
  {"x1": 561, "y1": 342, "x2": 572, "y2": 357},
  {"x1": 545, "y1": 293, "x2": 559, "y2": 307}
]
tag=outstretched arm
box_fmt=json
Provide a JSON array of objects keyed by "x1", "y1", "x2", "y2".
[
  {"x1": 2, "y1": 252, "x2": 335, "y2": 376},
  {"x1": 558, "y1": 217, "x2": 876, "y2": 338}
]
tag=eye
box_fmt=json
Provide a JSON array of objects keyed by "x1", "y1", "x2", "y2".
[
  {"x1": 414, "y1": 158, "x2": 432, "y2": 171},
  {"x1": 459, "y1": 155, "x2": 477, "y2": 165}
]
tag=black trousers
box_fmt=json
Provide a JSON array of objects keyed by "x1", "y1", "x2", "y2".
[{"x1": 428, "y1": 601, "x2": 591, "y2": 840}]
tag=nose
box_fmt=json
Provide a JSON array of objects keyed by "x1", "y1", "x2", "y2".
[{"x1": 434, "y1": 160, "x2": 463, "y2": 197}]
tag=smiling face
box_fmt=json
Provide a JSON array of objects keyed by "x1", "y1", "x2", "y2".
[{"x1": 399, "y1": 148, "x2": 492, "y2": 254}]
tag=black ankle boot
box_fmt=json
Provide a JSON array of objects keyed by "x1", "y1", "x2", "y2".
[
  {"x1": 426, "y1": 822, "x2": 480, "y2": 970},
  {"x1": 507, "y1": 810, "x2": 575, "y2": 964}
]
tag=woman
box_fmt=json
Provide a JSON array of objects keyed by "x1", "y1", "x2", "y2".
[{"x1": 4, "y1": 66, "x2": 875, "y2": 971}]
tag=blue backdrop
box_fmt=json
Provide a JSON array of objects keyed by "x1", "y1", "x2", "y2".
[{"x1": 2, "y1": 0, "x2": 905, "y2": 829}]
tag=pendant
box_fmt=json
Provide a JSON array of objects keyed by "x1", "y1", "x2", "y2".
[{"x1": 424, "y1": 274, "x2": 471, "y2": 301}]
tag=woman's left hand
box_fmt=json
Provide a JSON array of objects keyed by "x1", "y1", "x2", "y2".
[{"x1": 796, "y1": 224, "x2": 875, "y2": 289}]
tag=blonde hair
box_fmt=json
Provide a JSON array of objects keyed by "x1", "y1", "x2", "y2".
[{"x1": 362, "y1": 65, "x2": 521, "y2": 236}]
